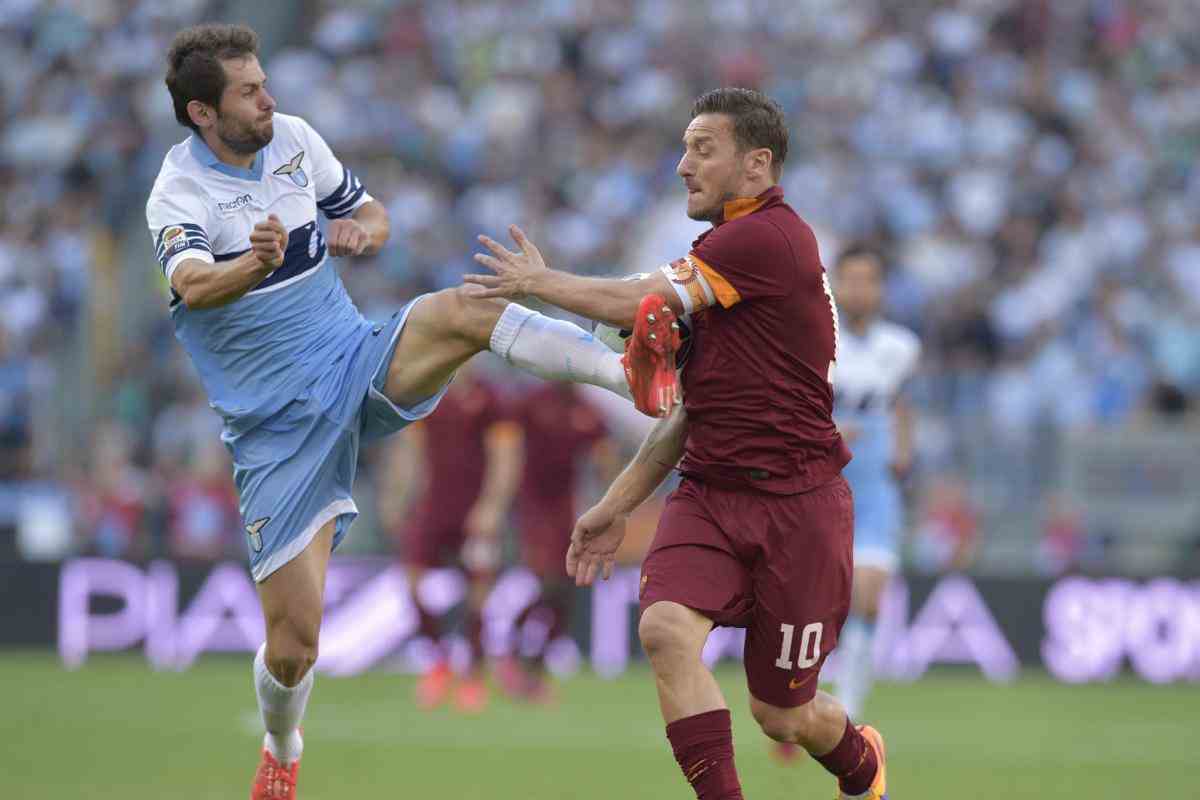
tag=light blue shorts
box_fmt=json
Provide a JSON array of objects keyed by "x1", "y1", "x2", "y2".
[
  {"x1": 846, "y1": 476, "x2": 903, "y2": 573},
  {"x1": 228, "y1": 295, "x2": 449, "y2": 582}
]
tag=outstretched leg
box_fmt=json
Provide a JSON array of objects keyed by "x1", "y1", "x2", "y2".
[
  {"x1": 639, "y1": 601, "x2": 744, "y2": 800},
  {"x1": 383, "y1": 288, "x2": 629, "y2": 409}
]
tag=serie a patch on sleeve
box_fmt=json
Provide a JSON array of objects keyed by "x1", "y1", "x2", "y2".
[{"x1": 161, "y1": 225, "x2": 189, "y2": 259}]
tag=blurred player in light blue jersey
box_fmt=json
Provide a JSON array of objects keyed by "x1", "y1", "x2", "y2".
[
  {"x1": 147, "y1": 24, "x2": 639, "y2": 800},
  {"x1": 829, "y1": 245, "x2": 920, "y2": 721}
]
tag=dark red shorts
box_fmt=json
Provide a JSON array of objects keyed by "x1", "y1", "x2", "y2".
[
  {"x1": 403, "y1": 511, "x2": 469, "y2": 569},
  {"x1": 639, "y1": 476, "x2": 854, "y2": 708}
]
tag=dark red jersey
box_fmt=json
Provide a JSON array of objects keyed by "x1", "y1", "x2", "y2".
[
  {"x1": 415, "y1": 378, "x2": 508, "y2": 519},
  {"x1": 679, "y1": 186, "x2": 850, "y2": 495},
  {"x1": 513, "y1": 382, "x2": 607, "y2": 518}
]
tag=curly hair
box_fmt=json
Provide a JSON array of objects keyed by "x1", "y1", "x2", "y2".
[{"x1": 165, "y1": 24, "x2": 260, "y2": 133}]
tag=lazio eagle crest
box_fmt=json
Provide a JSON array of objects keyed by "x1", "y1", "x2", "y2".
[{"x1": 273, "y1": 151, "x2": 308, "y2": 187}]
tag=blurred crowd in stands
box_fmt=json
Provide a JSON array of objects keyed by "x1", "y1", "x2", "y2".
[{"x1": 0, "y1": 0, "x2": 1197, "y2": 571}]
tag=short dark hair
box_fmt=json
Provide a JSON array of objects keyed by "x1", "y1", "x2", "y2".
[
  {"x1": 835, "y1": 242, "x2": 885, "y2": 273},
  {"x1": 691, "y1": 88, "x2": 788, "y2": 179},
  {"x1": 165, "y1": 24, "x2": 260, "y2": 133}
]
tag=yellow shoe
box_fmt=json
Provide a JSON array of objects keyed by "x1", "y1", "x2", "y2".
[{"x1": 837, "y1": 725, "x2": 887, "y2": 799}]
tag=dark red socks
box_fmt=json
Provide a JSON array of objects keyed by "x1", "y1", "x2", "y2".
[
  {"x1": 665, "y1": 709, "x2": 744, "y2": 800},
  {"x1": 814, "y1": 718, "x2": 878, "y2": 796}
]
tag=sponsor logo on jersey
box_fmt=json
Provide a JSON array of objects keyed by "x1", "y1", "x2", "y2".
[
  {"x1": 217, "y1": 194, "x2": 254, "y2": 212},
  {"x1": 273, "y1": 151, "x2": 308, "y2": 187}
]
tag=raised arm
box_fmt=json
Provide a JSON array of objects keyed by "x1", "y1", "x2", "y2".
[
  {"x1": 567, "y1": 402, "x2": 688, "y2": 586},
  {"x1": 467, "y1": 225, "x2": 692, "y2": 329}
]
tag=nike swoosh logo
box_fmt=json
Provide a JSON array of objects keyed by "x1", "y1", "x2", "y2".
[{"x1": 789, "y1": 673, "x2": 816, "y2": 690}]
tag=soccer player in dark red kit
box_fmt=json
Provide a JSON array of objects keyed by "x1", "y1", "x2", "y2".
[
  {"x1": 466, "y1": 88, "x2": 887, "y2": 800},
  {"x1": 386, "y1": 363, "x2": 521, "y2": 713},
  {"x1": 498, "y1": 382, "x2": 616, "y2": 701}
]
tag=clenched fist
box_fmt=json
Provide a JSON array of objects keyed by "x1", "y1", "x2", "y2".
[{"x1": 250, "y1": 214, "x2": 288, "y2": 269}]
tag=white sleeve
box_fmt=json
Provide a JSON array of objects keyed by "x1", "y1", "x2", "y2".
[
  {"x1": 891, "y1": 328, "x2": 922, "y2": 402},
  {"x1": 146, "y1": 181, "x2": 214, "y2": 283},
  {"x1": 899, "y1": 329, "x2": 922, "y2": 383},
  {"x1": 301, "y1": 118, "x2": 374, "y2": 219}
]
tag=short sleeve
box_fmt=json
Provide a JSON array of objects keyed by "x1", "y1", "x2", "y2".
[
  {"x1": 146, "y1": 181, "x2": 214, "y2": 282},
  {"x1": 689, "y1": 218, "x2": 798, "y2": 307},
  {"x1": 299, "y1": 118, "x2": 374, "y2": 220},
  {"x1": 896, "y1": 329, "x2": 923, "y2": 385}
]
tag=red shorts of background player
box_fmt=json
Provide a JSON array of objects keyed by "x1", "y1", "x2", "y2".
[
  {"x1": 638, "y1": 475, "x2": 854, "y2": 708},
  {"x1": 403, "y1": 505, "x2": 469, "y2": 569}
]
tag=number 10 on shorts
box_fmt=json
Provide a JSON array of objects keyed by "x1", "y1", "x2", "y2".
[{"x1": 775, "y1": 622, "x2": 823, "y2": 670}]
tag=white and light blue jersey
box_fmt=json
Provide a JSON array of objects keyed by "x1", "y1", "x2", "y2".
[
  {"x1": 832, "y1": 320, "x2": 921, "y2": 486},
  {"x1": 145, "y1": 113, "x2": 374, "y2": 434}
]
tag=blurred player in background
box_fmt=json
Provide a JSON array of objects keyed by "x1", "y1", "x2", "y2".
[
  {"x1": 775, "y1": 246, "x2": 920, "y2": 764},
  {"x1": 828, "y1": 246, "x2": 919, "y2": 721},
  {"x1": 148, "y1": 23, "x2": 644, "y2": 800},
  {"x1": 468, "y1": 88, "x2": 887, "y2": 800},
  {"x1": 392, "y1": 363, "x2": 520, "y2": 713},
  {"x1": 498, "y1": 382, "x2": 616, "y2": 702}
]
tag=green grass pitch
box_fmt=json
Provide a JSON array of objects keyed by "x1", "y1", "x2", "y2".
[{"x1": 1, "y1": 651, "x2": 1194, "y2": 798}]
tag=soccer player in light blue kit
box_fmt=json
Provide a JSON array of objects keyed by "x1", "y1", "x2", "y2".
[
  {"x1": 828, "y1": 245, "x2": 920, "y2": 721},
  {"x1": 146, "y1": 25, "x2": 640, "y2": 799}
]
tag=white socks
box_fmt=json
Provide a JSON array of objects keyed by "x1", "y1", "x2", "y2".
[
  {"x1": 254, "y1": 643, "x2": 312, "y2": 765},
  {"x1": 834, "y1": 616, "x2": 875, "y2": 721},
  {"x1": 489, "y1": 304, "x2": 631, "y2": 399}
]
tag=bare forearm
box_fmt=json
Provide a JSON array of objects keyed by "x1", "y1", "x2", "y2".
[
  {"x1": 601, "y1": 406, "x2": 687, "y2": 514},
  {"x1": 476, "y1": 427, "x2": 523, "y2": 512},
  {"x1": 351, "y1": 200, "x2": 390, "y2": 256},
  {"x1": 894, "y1": 397, "x2": 914, "y2": 462},
  {"x1": 172, "y1": 252, "x2": 273, "y2": 309},
  {"x1": 525, "y1": 270, "x2": 652, "y2": 329}
]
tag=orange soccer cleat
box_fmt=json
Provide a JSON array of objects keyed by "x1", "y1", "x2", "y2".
[
  {"x1": 622, "y1": 295, "x2": 682, "y2": 418},
  {"x1": 838, "y1": 725, "x2": 887, "y2": 800},
  {"x1": 453, "y1": 674, "x2": 491, "y2": 714},
  {"x1": 250, "y1": 748, "x2": 299, "y2": 800},
  {"x1": 415, "y1": 660, "x2": 454, "y2": 710}
]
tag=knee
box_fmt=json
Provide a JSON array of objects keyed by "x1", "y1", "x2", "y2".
[
  {"x1": 749, "y1": 696, "x2": 815, "y2": 744},
  {"x1": 265, "y1": 614, "x2": 320, "y2": 686},
  {"x1": 428, "y1": 286, "x2": 507, "y2": 347},
  {"x1": 638, "y1": 602, "x2": 702, "y2": 664}
]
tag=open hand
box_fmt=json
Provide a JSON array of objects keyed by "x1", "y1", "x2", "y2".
[
  {"x1": 464, "y1": 224, "x2": 548, "y2": 299},
  {"x1": 250, "y1": 214, "x2": 288, "y2": 269},
  {"x1": 566, "y1": 501, "x2": 628, "y2": 586}
]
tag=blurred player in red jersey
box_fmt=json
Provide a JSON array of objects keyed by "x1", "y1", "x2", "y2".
[
  {"x1": 384, "y1": 363, "x2": 521, "y2": 713},
  {"x1": 497, "y1": 382, "x2": 617, "y2": 702},
  {"x1": 467, "y1": 89, "x2": 887, "y2": 800}
]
